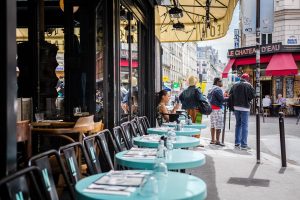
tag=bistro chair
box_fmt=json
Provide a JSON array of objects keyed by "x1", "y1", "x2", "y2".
[
  {"x1": 28, "y1": 149, "x2": 75, "y2": 200},
  {"x1": 138, "y1": 116, "x2": 151, "y2": 132},
  {"x1": 141, "y1": 116, "x2": 151, "y2": 128},
  {"x1": 135, "y1": 117, "x2": 147, "y2": 135},
  {"x1": 112, "y1": 126, "x2": 131, "y2": 150},
  {"x1": 0, "y1": 166, "x2": 46, "y2": 200},
  {"x1": 97, "y1": 133, "x2": 115, "y2": 171},
  {"x1": 58, "y1": 142, "x2": 94, "y2": 186},
  {"x1": 101, "y1": 129, "x2": 121, "y2": 157},
  {"x1": 131, "y1": 118, "x2": 143, "y2": 136},
  {"x1": 120, "y1": 122, "x2": 136, "y2": 148},
  {"x1": 82, "y1": 134, "x2": 103, "y2": 174}
]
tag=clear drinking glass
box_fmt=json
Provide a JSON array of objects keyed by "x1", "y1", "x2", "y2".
[
  {"x1": 139, "y1": 174, "x2": 158, "y2": 197},
  {"x1": 35, "y1": 113, "x2": 44, "y2": 122}
]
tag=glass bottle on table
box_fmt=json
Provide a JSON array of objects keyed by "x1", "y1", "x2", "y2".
[{"x1": 154, "y1": 139, "x2": 168, "y2": 177}]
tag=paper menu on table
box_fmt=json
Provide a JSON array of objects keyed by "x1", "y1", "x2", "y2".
[{"x1": 122, "y1": 148, "x2": 157, "y2": 159}]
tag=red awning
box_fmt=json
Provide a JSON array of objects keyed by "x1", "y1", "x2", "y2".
[
  {"x1": 120, "y1": 59, "x2": 139, "y2": 68},
  {"x1": 222, "y1": 58, "x2": 235, "y2": 78},
  {"x1": 293, "y1": 53, "x2": 300, "y2": 61},
  {"x1": 234, "y1": 55, "x2": 273, "y2": 66},
  {"x1": 265, "y1": 53, "x2": 298, "y2": 76}
]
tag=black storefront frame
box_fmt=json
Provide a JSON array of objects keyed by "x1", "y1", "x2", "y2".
[{"x1": 0, "y1": 0, "x2": 156, "y2": 177}]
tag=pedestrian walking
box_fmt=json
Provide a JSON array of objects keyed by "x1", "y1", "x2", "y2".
[
  {"x1": 207, "y1": 77, "x2": 225, "y2": 146},
  {"x1": 229, "y1": 73, "x2": 255, "y2": 150},
  {"x1": 179, "y1": 75, "x2": 204, "y2": 122}
]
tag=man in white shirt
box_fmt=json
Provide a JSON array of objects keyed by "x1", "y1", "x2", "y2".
[{"x1": 262, "y1": 95, "x2": 271, "y2": 108}]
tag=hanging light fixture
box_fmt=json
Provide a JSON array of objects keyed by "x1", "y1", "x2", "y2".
[{"x1": 59, "y1": 0, "x2": 79, "y2": 13}]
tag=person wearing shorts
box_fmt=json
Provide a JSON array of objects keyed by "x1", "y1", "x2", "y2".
[{"x1": 207, "y1": 77, "x2": 225, "y2": 146}]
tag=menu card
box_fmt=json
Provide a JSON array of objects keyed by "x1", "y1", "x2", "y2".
[
  {"x1": 84, "y1": 170, "x2": 150, "y2": 196},
  {"x1": 122, "y1": 147, "x2": 157, "y2": 159},
  {"x1": 140, "y1": 134, "x2": 161, "y2": 142}
]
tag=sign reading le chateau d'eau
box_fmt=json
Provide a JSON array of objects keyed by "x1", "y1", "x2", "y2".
[{"x1": 228, "y1": 43, "x2": 281, "y2": 58}]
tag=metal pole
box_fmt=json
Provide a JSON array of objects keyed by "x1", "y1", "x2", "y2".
[
  {"x1": 278, "y1": 112, "x2": 287, "y2": 167},
  {"x1": 228, "y1": 110, "x2": 231, "y2": 130},
  {"x1": 255, "y1": 0, "x2": 261, "y2": 164},
  {"x1": 222, "y1": 102, "x2": 227, "y2": 144}
]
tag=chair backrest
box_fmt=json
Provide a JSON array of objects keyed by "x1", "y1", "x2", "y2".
[
  {"x1": 58, "y1": 142, "x2": 93, "y2": 185},
  {"x1": 101, "y1": 129, "x2": 121, "y2": 156},
  {"x1": 138, "y1": 116, "x2": 149, "y2": 133},
  {"x1": 16, "y1": 120, "x2": 32, "y2": 160},
  {"x1": 74, "y1": 115, "x2": 94, "y2": 128},
  {"x1": 112, "y1": 126, "x2": 131, "y2": 150},
  {"x1": 82, "y1": 135, "x2": 102, "y2": 174},
  {"x1": 96, "y1": 133, "x2": 115, "y2": 172},
  {"x1": 121, "y1": 122, "x2": 136, "y2": 148},
  {"x1": 28, "y1": 149, "x2": 75, "y2": 200},
  {"x1": 0, "y1": 166, "x2": 46, "y2": 200},
  {"x1": 134, "y1": 117, "x2": 146, "y2": 136},
  {"x1": 141, "y1": 116, "x2": 151, "y2": 128}
]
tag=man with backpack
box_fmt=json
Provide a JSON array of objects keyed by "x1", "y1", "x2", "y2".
[
  {"x1": 208, "y1": 77, "x2": 225, "y2": 146},
  {"x1": 229, "y1": 73, "x2": 255, "y2": 150}
]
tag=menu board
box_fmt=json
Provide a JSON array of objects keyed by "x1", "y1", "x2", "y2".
[
  {"x1": 275, "y1": 77, "x2": 283, "y2": 97},
  {"x1": 286, "y1": 77, "x2": 294, "y2": 98}
]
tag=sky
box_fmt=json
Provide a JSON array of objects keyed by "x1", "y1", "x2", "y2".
[{"x1": 197, "y1": 3, "x2": 240, "y2": 64}]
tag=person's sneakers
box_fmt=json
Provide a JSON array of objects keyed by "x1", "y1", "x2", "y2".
[
  {"x1": 234, "y1": 144, "x2": 241, "y2": 149},
  {"x1": 241, "y1": 146, "x2": 251, "y2": 150},
  {"x1": 215, "y1": 141, "x2": 225, "y2": 146}
]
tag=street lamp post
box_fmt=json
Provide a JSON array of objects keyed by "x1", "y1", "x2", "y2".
[{"x1": 255, "y1": 0, "x2": 261, "y2": 164}]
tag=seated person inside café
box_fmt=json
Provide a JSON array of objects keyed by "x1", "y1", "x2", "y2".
[
  {"x1": 262, "y1": 95, "x2": 271, "y2": 108},
  {"x1": 156, "y1": 90, "x2": 180, "y2": 124},
  {"x1": 273, "y1": 94, "x2": 286, "y2": 116}
]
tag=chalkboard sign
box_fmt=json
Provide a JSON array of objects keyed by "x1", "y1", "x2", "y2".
[
  {"x1": 275, "y1": 77, "x2": 283, "y2": 97},
  {"x1": 286, "y1": 77, "x2": 294, "y2": 98}
]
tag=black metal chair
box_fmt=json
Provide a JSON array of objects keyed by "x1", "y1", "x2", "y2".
[
  {"x1": 131, "y1": 118, "x2": 144, "y2": 136},
  {"x1": 121, "y1": 122, "x2": 136, "y2": 149},
  {"x1": 82, "y1": 134, "x2": 103, "y2": 174},
  {"x1": 135, "y1": 117, "x2": 146, "y2": 135},
  {"x1": 97, "y1": 133, "x2": 115, "y2": 172},
  {"x1": 101, "y1": 129, "x2": 121, "y2": 157},
  {"x1": 141, "y1": 116, "x2": 151, "y2": 128},
  {"x1": 58, "y1": 142, "x2": 94, "y2": 186},
  {"x1": 0, "y1": 166, "x2": 46, "y2": 200},
  {"x1": 112, "y1": 126, "x2": 131, "y2": 150},
  {"x1": 28, "y1": 149, "x2": 76, "y2": 200}
]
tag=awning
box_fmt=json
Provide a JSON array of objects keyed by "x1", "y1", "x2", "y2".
[
  {"x1": 120, "y1": 60, "x2": 138, "y2": 68},
  {"x1": 265, "y1": 53, "x2": 298, "y2": 76},
  {"x1": 156, "y1": 0, "x2": 239, "y2": 42},
  {"x1": 222, "y1": 58, "x2": 235, "y2": 78},
  {"x1": 234, "y1": 55, "x2": 272, "y2": 66}
]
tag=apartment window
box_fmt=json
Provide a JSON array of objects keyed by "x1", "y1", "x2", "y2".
[{"x1": 262, "y1": 34, "x2": 272, "y2": 45}]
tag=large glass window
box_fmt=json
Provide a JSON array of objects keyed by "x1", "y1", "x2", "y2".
[{"x1": 119, "y1": 5, "x2": 140, "y2": 122}]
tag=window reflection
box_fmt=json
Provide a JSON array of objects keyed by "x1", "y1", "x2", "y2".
[{"x1": 119, "y1": 6, "x2": 139, "y2": 122}]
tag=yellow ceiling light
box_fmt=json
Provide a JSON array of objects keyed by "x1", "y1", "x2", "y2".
[
  {"x1": 156, "y1": 0, "x2": 238, "y2": 42},
  {"x1": 59, "y1": 0, "x2": 79, "y2": 13}
]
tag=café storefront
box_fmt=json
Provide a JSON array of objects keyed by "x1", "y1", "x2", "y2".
[{"x1": 222, "y1": 43, "x2": 300, "y2": 111}]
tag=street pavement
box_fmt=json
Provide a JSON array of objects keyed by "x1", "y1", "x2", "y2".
[{"x1": 187, "y1": 114, "x2": 300, "y2": 200}]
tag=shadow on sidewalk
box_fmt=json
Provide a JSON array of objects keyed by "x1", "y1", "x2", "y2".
[
  {"x1": 227, "y1": 164, "x2": 270, "y2": 187},
  {"x1": 187, "y1": 155, "x2": 220, "y2": 200}
]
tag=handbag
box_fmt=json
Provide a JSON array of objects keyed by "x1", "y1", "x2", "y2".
[{"x1": 198, "y1": 97, "x2": 212, "y2": 115}]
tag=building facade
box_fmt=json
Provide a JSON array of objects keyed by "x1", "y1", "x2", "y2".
[
  {"x1": 224, "y1": 0, "x2": 300, "y2": 112},
  {"x1": 161, "y1": 42, "x2": 197, "y2": 89}
]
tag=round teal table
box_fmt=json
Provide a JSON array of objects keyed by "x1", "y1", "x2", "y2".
[
  {"x1": 147, "y1": 127, "x2": 201, "y2": 136},
  {"x1": 115, "y1": 149, "x2": 205, "y2": 170},
  {"x1": 133, "y1": 136, "x2": 200, "y2": 148},
  {"x1": 75, "y1": 171, "x2": 207, "y2": 200},
  {"x1": 162, "y1": 122, "x2": 207, "y2": 129}
]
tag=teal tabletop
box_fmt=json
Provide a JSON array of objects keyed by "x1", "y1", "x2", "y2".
[
  {"x1": 75, "y1": 171, "x2": 207, "y2": 200},
  {"x1": 133, "y1": 135, "x2": 200, "y2": 148},
  {"x1": 147, "y1": 127, "x2": 201, "y2": 136},
  {"x1": 115, "y1": 149, "x2": 205, "y2": 170},
  {"x1": 162, "y1": 122, "x2": 207, "y2": 129}
]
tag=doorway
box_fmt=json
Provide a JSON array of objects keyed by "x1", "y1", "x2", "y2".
[{"x1": 261, "y1": 80, "x2": 272, "y2": 99}]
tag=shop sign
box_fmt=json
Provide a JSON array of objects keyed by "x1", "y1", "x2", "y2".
[
  {"x1": 228, "y1": 43, "x2": 282, "y2": 58},
  {"x1": 260, "y1": 76, "x2": 271, "y2": 81},
  {"x1": 287, "y1": 36, "x2": 298, "y2": 45}
]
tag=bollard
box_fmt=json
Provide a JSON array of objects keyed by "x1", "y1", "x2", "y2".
[
  {"x1": 279, "y1": 112, "x2": 287, "y2": 167},
  {"x1": 222, "y1": 102, "x2": 227, "y2": 144}
]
